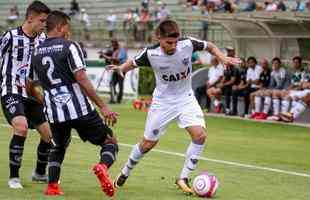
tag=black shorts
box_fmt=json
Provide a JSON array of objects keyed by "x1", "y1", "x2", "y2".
[
  {"x1": 50, "y1": 111, "x2": 113, "y2": 147},
  {"x1": 1, "y1": 94, "x2": 46, "y2": 127}
]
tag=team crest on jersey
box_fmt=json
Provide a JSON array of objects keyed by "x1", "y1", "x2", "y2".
[
  {"x1": 52, "y1": 92, "x2": 72, "y2": 106},
  {"x1": 182, "y1": 57, "x2": 190, "y2": 66}
]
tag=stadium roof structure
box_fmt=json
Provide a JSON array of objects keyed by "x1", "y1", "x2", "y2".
[{"x1": 178, "y1": 12, "x2": 310, "y2": 60}]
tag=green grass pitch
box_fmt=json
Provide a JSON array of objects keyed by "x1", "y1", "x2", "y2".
[{"x1": 0, "y1": 103, "x2": 309, "y2": 200}]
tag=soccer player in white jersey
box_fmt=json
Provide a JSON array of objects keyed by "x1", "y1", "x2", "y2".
[{"x1": 109, "y1": 20, "x2": 240, "y2": 194}]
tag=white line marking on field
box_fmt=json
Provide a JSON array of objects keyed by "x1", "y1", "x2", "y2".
[{"x1": 1, "y1": 123, "x2": 310, "y2": 178}]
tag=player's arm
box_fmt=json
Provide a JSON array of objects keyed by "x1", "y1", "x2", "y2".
[
  {"x1": 108, "y1": 47, "x2": 150, "y2": 76},
  {"x1": 206, "y1": 42, "x2": 240, "y2": 66},
  {"x1": 68, "y1": 42, "x2": 118, "y2": 126},
  {"x1": 0, "y1": 31, "x2": 12, "y2": 58}
]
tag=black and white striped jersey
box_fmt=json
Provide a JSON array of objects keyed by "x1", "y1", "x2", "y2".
[
  {"x1": 29, "y1": 37, "x2": 94, "y2": 123},
  {"x1": 0, "y1": 26, "x2": 45, "y2": 98}
]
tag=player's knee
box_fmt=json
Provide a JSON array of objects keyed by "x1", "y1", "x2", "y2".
[
  {"x1": 192, "y1": 131, "x2": 207, "y2": 145},
  {"x1": 12, "y1": 120, "x2": 28, "y2": 136}
]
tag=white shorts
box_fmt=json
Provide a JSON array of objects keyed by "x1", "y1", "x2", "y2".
[
  {"x1": 289, "y1": 89, "x2": 310, "y2": 99},
  {"x1": 143, "y1": 97, "x2": 206, "y2": 141}
]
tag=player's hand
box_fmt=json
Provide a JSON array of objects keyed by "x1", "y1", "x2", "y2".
[
  {"x1": 106, "y1": 65, "x2": 124, "y2": 78},
  {"x1": 100, "y1": 106, "x2": 119, "y2": 126},
  {"x1": 221, "y1": 57, "x2": 242, "y2": 66}
]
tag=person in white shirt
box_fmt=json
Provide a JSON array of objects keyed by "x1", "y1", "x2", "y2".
[
  {"x1": 206, "y1": 57, "x2": 224, "y2": 111},
  {"x1": 109, "y1": 19, "x2": 240, "y2": 195}
]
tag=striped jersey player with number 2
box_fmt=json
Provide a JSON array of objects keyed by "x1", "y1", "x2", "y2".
[{"x1": 109, "y1": 20, "x2": 240, "y2": 194}]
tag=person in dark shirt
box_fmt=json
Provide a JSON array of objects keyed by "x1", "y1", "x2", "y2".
[{"x1": 231, "y1": 57, "x2": 248, "y2": 116}]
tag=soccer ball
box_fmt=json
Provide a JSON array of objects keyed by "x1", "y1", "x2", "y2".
[{"x1": 192, "y1": 172, "x2": 219, "y2": 198}]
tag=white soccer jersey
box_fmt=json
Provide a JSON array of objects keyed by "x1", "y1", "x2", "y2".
[
  {"x1": 133, "y1": 37, "x2": 208, "y2": 103},
  {"x1": 208, "y1": 64, "x2": 224, "y2": 85},
  {"x1": 246, "y1": 65, "x2": 262, "y2": 88}
]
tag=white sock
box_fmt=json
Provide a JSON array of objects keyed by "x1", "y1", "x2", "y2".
[
  {"x1": 272, "y1": 98, "x2": 280, "y2": 116},
  {"x1": 180, "y1": 142, "x2": 205, "y2": 179},
  {"x1": 214, "y1": 99, "x2": 220, "y2": 107},
  {"x1": 263, "y1": 96, "x2": 272, "y2": 114},
  {"x1": 121, "y1": 144, "x2": 144, "y2": 177},
  {"x1": 281, "y1": 99, "x2": 290, "y2": 113},
  {"x1": 291, "y1": 100, "x2": 306, "y2": 119},
  {"x1": 254, "y1": 96, "x2": 261, "y2": 113}
]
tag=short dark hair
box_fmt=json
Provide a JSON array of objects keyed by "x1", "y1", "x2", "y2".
[
  {"x1": 155, "y1": 19, "x2": 180, "y2": 38},
  {"x1": 26, "y1": 1, "x2": 50, "y2": 19},
  {"x1": 46, "y1": 10, "x2": 70, "y2": 32},
  {"x1": 247, "y1": 56, "x2": 257, "y2": 64},
  {"x1": 292, "y1": 56, "x2": 302, "y2": 64},
  {"x1": 272, "y1": 57, "x2": 281, "y2": 64}
]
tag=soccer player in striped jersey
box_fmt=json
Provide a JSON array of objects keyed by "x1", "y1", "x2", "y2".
[
  {"x1": 28, "y1": 11, "x2": 119, "y2": 197},
  {"x1": 109, "y1": 19, "x2": 240, "y2": 194},
  {"x1": 0, "y1": 1, "x2": 51, "y2": 189}
]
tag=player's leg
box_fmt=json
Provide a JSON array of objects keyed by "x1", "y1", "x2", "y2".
[
  {"x1": 268, "y1": 90, "x2": 281, "y2": 120},
  {"x1": 281, "y1": 91, "x2": 309, "y2": 122},
  {"x1": 74, "y1": 111, "x2": 119, "y2": 197},
  {"x1": 1, "y1": 95, "x2": 28, "y2": 189},
  {"x1": 117, "y1": 75, "x2": 124, "y2": 103},
  {"x1": 251, "y1": 90, "x2": 263, "y2": 118},
  {"x1": 45, "y1": 122, "x2": 71, "y2": 196},
  {"x1": 25, "y1": 99, "x2": 52, "y2": 182},
  {"x1": 260, "y1": 90, "x2": 273, "y2": 119},
  {"x1": 231, "y1": 87, "x2": 240, "y2": 115},
  {"x1": 115, "y1": 103, "x2": 175, "y2": 188},
  {"x1": 222, "y1": 86, "x2": 232, "y2": 114},
  {"x1": 176, "y1": 98, "x2": 206, "y2": 194},
  {"x1": 280, "y1": 90, "x2": 291, "y2": 113}
]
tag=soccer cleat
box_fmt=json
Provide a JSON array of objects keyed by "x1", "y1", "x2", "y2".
[
  {"x1": 32, "y1": 170, "x2": 48, "y2": 183},
  {"x1": 280, "y1": 112, "x2": 294, "y2": 123},
  {"x1": 8, "y1": 178, "x2": 23, "y2": 189},
  {"x1": 93, "y1": 163, "x2": 115, "y2": 197},
  {"x1": 255, "y1": 112, "x2": 268, "y2": 120},
  {"x1": 114, "y1": 173, "x2": 128, "y2": 188},
  {"x1": 250, "y1": 112, "x2": 259, "y2": 119},
  {"x1": 44, "y1": 183, "x2": 64, "y2": 196},
  {"x1": 214, "y1": 104, "x2": 222, "y2": 113},
  {"x1": 175, "y1": 178, "x2": 193, "y2": 195},
  {"x1": 267, "y1": 115, "x2": 280, "y2": 121}
]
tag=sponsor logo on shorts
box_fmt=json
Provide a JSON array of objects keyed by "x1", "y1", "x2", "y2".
[
  {"x1": 153, "y1": 129, "x2": 159, "y2": 136},
  {"x1": 5, "y1": 97, "x2": 19, "y2": 109}
]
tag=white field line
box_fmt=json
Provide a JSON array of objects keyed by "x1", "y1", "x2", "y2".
[{"x1": 1, "y1": 123, "x2": 310, "y2": 178}]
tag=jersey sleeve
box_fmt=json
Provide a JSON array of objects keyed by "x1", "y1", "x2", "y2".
[
  {"x1": 133, "y1": 48, "x2": 151, "y2": 67},
  {"x1": 0, "y1": 31, "x2": 12, "y2": 58},
  {"x1": 188, "y1": 37, "x2": 208, "y2": 52},
  {"x1": 68, "y1": 42, "x2": 86, "y2": 73}
]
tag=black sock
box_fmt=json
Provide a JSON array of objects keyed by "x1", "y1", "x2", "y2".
[
  {"x1": 35, "y1": 140, "x2": 51, "y2": 175},
  {"x1": 9, "y1": 135, "x2": 26, "y2": 178},
  {"x1": 48, "y1": 146, "x2": 65, "y2": 183},
  {"x1": 100, "y1": 143, "x2": 118, "y2": 168}
]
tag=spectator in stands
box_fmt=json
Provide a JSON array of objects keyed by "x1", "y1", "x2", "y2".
[
  {"x1": 201, "y1": 5, "x2": 209, "y2": 40},
  {"x1": 106, "y1": 11, "x2": 117, "y2": 39},
  {"x1": 204, "y1": 57, "x2": 224, "y2": 111},
  {"x1": 138, "y1": 8, "x2": 151, "y2": 42},
  {"x1": 277, "y1": 0, "x2": 287, "y2": 11},
  {"x1": 70, "y1": 0, "x2": 80, "y2": 16},
  {"x1": 306, "y1": 0, "x2": 310, "y2": 11},
  {"x1": 123, "y1": 8, "x2": 136, "y2": 41},
  {"x1": 141, "y1": 0, "x2": 150, "y2": 9},
  {"x1": 265, "y1": 0, "x2": 278, "y2": 11},
  {"x1": 80, "y1": 8, "x2": 91, "y2": 41},
  {"x1": 293, "y1": 0, "x2": 305, "y2": 11},
  {"x1": 243, "y1": 0, "x2": 256, "y2": 12},
  {"x1": 250, "y1": 58, "x2": 271, "y2": 118},
  {"x1": 7, "y1": 5, "x2": 19, "y2": 27},
  {"x1": 217, "y1": 0, "x2": 234, "y2": 13},
  {"x1": 158, "y1": 3, "x2": 170, "y2": 21},
  {"x1": 186, "y1": 0, "x2": 200, "y2": 10}
]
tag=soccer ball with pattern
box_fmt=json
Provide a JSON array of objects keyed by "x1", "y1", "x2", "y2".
[{"x1": 192, "y1": 172, "x2": 219, "y2": 198}]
